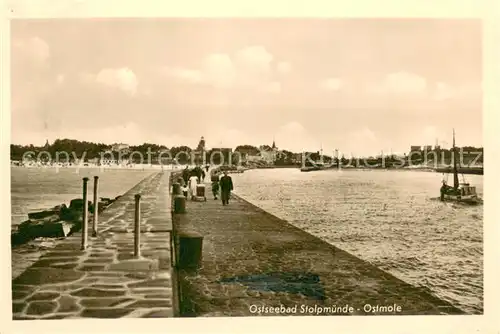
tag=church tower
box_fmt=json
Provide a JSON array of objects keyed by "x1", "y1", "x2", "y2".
[{"x1": 196, "y1": 136, "x2": 206, "y2": 151}]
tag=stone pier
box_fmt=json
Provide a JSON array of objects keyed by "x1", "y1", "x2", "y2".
[
  {"x1": 11, "y1": 171, "x2": 175, "y2": 319},
  {"x1": 173, "y1": 184, "x2": 465, "y2": 317}
]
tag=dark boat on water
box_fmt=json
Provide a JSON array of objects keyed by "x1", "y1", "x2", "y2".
[
  {"x1": 440, "y1": 129, "x2": 481, "y2": 204},
  {"x1": 300, "y1": 161, "x2": 328, "y2": 172},
  {"x1": 435, "y1": 166, "x2": 483, "y2": 175}
]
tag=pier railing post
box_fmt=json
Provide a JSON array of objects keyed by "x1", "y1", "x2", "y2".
[
  {"x1": 134, "y1": 194, "x2": 141, "y2": 258},
  {"x1": 81, "y1": 177, "x2": 89, "y2": 250},
  {"x1": 92, "y1": 176, "x2": 99, "y2": 237},
  {"x1": 177, "y1": 231, "x2": 204, "y2": 269},
  {"x1": 172, "y1": 182, "x2": 181, "y2": 196},
  {"x1": 173, "y1": 195, "x2": 186, "y2": 214}
]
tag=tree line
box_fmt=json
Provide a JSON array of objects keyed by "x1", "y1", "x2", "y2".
[{"x1": 11, "y1": 139, "x2": 483, "y2": 165}]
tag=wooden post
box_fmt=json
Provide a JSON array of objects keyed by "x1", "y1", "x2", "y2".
[
  {"x1": 177, "y1": 177, "x2": 184, "y2": 187},
  {"x1": 178, "y1": 231, "x2": 203, "y2": 269},
  {"x1": 92, "y1": 176, "x2": 99, "y2": 237},
  {"x1": 173, "y1": 195, "x2": 186, "y2": 214},
  {"x1": 81, "y1": 177, "x2": 89, "y2": 250},
  {"x1": 134, "y1": 194, "x2": 141, "y2": 258},
  {"x1": 172, "y1": 182, "x2": 181, "y2": 195}
]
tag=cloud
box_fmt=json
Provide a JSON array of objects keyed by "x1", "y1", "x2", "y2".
[
  {"x1": 275, "y1": 121, "x2": 319, "y2": 152},
  {"x1": 163, "y1": 67, "x2": 202, "y2": 84},
  {"x1": 345, "y1": 128, "x2": 382, "y2": 156},
  {"x1": 11, "y1": 37, "x2": 53, "y2": 112},
  {"x1": 56, "y1": 74, "x2": 65, "y2": 84},
  {"x1": 163, "y1": 45, "x2": 288, "y2": 93},
  {"x1": 95, "y1": 67, "x2": 138, "y2": 96},
  {"x1": 277, "y1": 62, "x2": 291, "y2": 74},
  {"x1": 261, "y1": 82, "x2": 281, "y2": 94},
  {"x1": 320, "y1": 78, "x2": 342, "y2": 91},
  {"x1": 421, "y1": 126, "x2": 450, "y2": 146},
  {"x1": 13, "y1": 121, "x2": 197, "y2": 147},
  {"x1": 371, "y1": 71, "x2": 427, "y2": 95},
  {"x1": 234, "y1": 45, "x2": 274, "y2": 78},
  {"x1": 433, "y1": 82, "x2": 454, "y2": 101},
  {"x1": 202, "y1": 53, "x2": 236, "y2": 88},
  {"x1": 206, "y1": 121, "x2": 319, "y2": 152},
  {"x1": 12, "y1": 36, "x2": 50, "y2": 67}
]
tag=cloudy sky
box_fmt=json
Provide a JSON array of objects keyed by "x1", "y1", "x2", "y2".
[{"x1": 11, "y1": 19, "x2": 482, "y2": 156}]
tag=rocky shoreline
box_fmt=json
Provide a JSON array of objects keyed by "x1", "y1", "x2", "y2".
[{"x1": 11, "y1": 196, "x2": 121, "y2": 247}]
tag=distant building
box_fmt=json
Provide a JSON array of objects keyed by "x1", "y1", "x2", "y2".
[
  {"x1": 210, "y1": 148, "x2": 233, "y2": 165},
  {"x1": 193, "y1": 136, "x2": 207, "y2": 165},
  {"x1": 424, "y1": 145, "x2": 433, "y2": 152},
  {"x1": 259, "y1": 140, "x2": 279, "y2": 164},
  {"x1": 111, "y1": 143, "x2": 130, "y2": 152},
  {"x1": 410, "y1": 145, "x2": 421, "y2": 152},
  {"x1": 292, "y1": 153, "x2": 302, "y2": 164},
  {"x1": 196, "y1": 136, "x2": 206, "y2": 151}
]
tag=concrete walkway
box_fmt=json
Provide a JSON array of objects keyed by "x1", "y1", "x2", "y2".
[
  {"x1": 12, "y1": 171, "x2": 174, "y2": 319},
  {"x1": 175, "y1": 191, "x2": 464, "y2": 317}
]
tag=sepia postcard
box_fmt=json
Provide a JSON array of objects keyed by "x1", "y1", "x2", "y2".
[{"x1": 1, "y1": 1, "x2": 499, "y2": 334}]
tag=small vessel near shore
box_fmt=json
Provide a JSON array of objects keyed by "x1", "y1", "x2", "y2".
[
  {"x1": 217, "y1": 165, "x2": 246, "y2": 174},
  {"x1": 300, "y1": 161, "x2": 328, "y2": 172},
  {"x1": 300, "y1": 145, "x2": 330, "y2": 172},
  {"x1": 440, "y1": 130, "x2": 480, "y2": 204}
]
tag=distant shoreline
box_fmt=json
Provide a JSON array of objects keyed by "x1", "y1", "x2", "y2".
[{"x1": 11, "y1": 164, "x2": 483, "y2": 175}]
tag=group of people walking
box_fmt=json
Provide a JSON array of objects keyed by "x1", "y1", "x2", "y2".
[
  {"x1": 179, "y1": 166, "x2": 234, "y2": 206},
  {"x1": 210, "y1": 170, "x2": 234, "y2": 205}
]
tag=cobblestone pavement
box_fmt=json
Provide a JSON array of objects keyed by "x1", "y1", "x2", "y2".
[
  {"x1": 12, "y1": 171, "x2": 174, "y2": 320},
  {"x1": 175, "y1": 191, "x2": 465, "y2": 317}
]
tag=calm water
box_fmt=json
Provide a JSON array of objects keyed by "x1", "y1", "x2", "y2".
[
  {"x1": 231, "y1": 168, "x2": 483, "y2": 314},
  {"x1": 10, "y1": 167, "x2": 155, "y2": 278},
  {"x1": 10, "y1": 167, "x2": 155, "y2": 229}
]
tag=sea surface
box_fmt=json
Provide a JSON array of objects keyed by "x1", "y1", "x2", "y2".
[
  {"x1": 230, "y1": 168, "x2": 483, "y2": 314},
  {"x1": 10, "y1": 167, "x2": 155, "y2": 278}
]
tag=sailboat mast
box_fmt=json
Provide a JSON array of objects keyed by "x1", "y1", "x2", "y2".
[{"x1": 453, "y1": 129, "x2": 459, "y2": 189}]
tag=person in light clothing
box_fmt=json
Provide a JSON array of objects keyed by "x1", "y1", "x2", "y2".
[
  {"x1": 188, "y1": 174, "x2": 199, "y2": 200},
  {"x1": 181, "y1": 184, "x2": 189, "y2": 198}
]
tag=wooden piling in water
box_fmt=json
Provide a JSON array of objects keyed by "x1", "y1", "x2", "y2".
[
  {"x1": 81, "y1": 177, "x2": 89, "y2": 250},
  {"x1": 134, "y1": 194, "x2": 141, "y2": 258},
  {"x1": 92, "y1": 176, "x2": 99, "y2": 237}
]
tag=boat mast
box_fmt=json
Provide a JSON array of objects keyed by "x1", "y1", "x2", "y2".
[{"x1": 452, "y1": 129, "x2": 459, "y2": 189}]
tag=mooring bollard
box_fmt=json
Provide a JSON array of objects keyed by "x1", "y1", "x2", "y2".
[
  {"x1": 92, "y1": 176, "x2": 99, "y2": 237},
  {"x1": 81, "y1": 177, "x2": 89, "y2": 250},
  {"x1": 178, "y1": 231, "x2": 204, "y2": 269},
  {"x1": 134, "y1": 194, "x2": 141, "y2": 258},
  {"x1": 177, "y1": 177, "x2": 184, "y2": 187},
  {"x1": 172, "y1": 182, "x2": 181, "y2": 195},
  {"x1": 173, "y1": 195, "x2": 186, "y2": 214}
]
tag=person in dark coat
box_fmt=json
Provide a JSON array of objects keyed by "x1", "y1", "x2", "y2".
[
  {"x1": 440, "y1": 180, "x2": 448, "y2": 201},
  {"x1": 211, "y1": 172, "x2": 220, "y2": 200},
  {"x1": 219, "y1": 171, "x2": 233, "y2": 206},
  {"x1": 182, "y1": 166, "x2": 190, "y2": 185}
]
